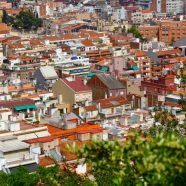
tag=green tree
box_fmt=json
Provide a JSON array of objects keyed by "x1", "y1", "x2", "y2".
[
  {"x1": 79, "y1": 132, "x2": 186, "y2": 186},
  {"x1": 0, "y1": 165, "x2": 94, "y2": 186},
  {"x1": 2, "y1": 10, "x2": 14, "y2": 26},
  {"x1": 1, "y1": 166, "x2": 38, "y2": 186},
  {"x1": 149, "y1": 110, "x2": 186, "y2": 137},
  {"x1": 171, "y1": 36, "x2": 175, "y2": 45},
  {"x1": 9, "y1": 11, "x2": 42, "y2": 31},
  {"x1": 121, "y1": 26, "x2": 126, "y2": 33},
  {"x1": 2, "y1": 10, "x2": 9, "y2": 24},
  {"x1": 128, "y1": 25, "x2": 144, "y2": 41}
]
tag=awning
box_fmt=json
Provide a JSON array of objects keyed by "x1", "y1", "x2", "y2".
[
  {"x1": 101, "y1": 66, "x2": 108, "y2": 72},
  {"x1": 132, "y1": 66, "x2": 139, "y2": 71},
  {"x1": 87, "y1": 72, "x2": 96, "y2": 77},
  {"x1": 15, "y1": 104, "x2": 36, "y2": 111}
]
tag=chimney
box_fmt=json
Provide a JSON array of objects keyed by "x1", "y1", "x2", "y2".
[
  {"x1": 97, "y1": 103, "x2": 101, "y2": 113},
  {"x1": 32, "y1": 111, "x2": 36, "y2": 118},
  {"x1": 140, "y1": 113, "x2": 143, "y2": 122},
  {"x1": 85, "y1": 100, "x2": 89, "y2": 106},
  {"x1": 105, "y1": 93, "x2": 108, "y2": 99},
  {"x1": 124, "y1": 117, "x2": 128, "y2": 126},
  {"x1": 83, "y1": 78, "x2": 87, "y2": 85},
  {"x1": 58, "y1": 94, "x2": 63, "y2": 104}
]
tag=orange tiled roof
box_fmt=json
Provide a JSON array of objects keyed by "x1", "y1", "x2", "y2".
[
  {"x1": 110, "y1": 34, "x2": 130, "y2": 41},
  {"x1": 42, "y1": 36, "x2": 61, "y2": 41},
  {"x1": 6, "y1": 8, "x2": 21, "y2": 15},
  {"x1": 141, "y1": 10, "x2": 153, "y2": 14},
  {"x1": 44, "y1": 123, "x2": 102, "y2": 136},
  {"x1": 84, "y1": 105, "x2": 97, "y2": 111},
  {"x1": 0, "y1": 23, "x2": 10, "y2": 31},
  {"x1": 25, "y1": 136, "x2": 57, "y2": 144},
  {"x1": 96, "y1": 96, "x2": 130, "y2": 108},
  {"x1": 62, "y1": 23, "x2": 84, "y2": 31},
  {"x1": 20, "y1": 56, "x2": 33, "y2": 61},
  {"x1": 23, "y1": 95, "x2": 40, "y2": 100},
  {"x1": 8, "y1": 84, "x2": 35, "y2": 92},
  {"x1": 128, "y1": 61, "x2": 137, "y2": 66},
  {"x1": 164, "y1": 64, "x2": 175, "y2": 69},
  {"x1": 39, "y1": 157, "x2": 55, "y2": 167},
  {"x1": 8, "y1": 42, "x2": 24, "y2": 49},
  {"x1": 164, "y1": 102, "x2": 182, "y2": 108},
  {"x1": 79, "y1": 29, "x2": 106, "y2": 38},
  {"x1": 61, "y1": 33, "x2": 77, "y2": 40},
  {"x1": 81, "y1": 39, "x2": 95, "y2": 47},
  {"x1": 96, "y1": 59, "x2": 111, "y2": 67},
  {"x1": 30, "y1": 38, "x2": 44, "y2": 47},
  {"x1": 0, "y1": 30, "x2": 9, "y2": 34},
  {"x1": 60, "y1": 140, "x2": 91, "y2": 161},
  {"x1": 135, "y1": 51, "x2": 147, "y2": 57},
  {"x1": 156, "y1": 49, "x2": 181, "y2": 56}
]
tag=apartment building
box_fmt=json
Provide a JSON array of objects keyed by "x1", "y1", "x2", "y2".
[
  {"x1": 159, "y1": 21, "x2": 186, "y2": 44},
  {"x1": 52, "y1": 76, "x2": 92, "y2": 111},
  {"x1": 136, "y1": 0, "x2": 152, "y2": 9},
  {"x1": 139, "y1": 21, "x2": 186, "y2": 44},
  {"x1": 131, "y1": 10, "x2": 154, "y2": 24},
  {"x1": 151, "y1": 0, "x2": 183, "y2": 14},
  {"x1": 141, "y1": 75, "x2": 177, "y2": 107},
  {"x1": 139, "y1": 25, "x2": 159, "y2": 41}
]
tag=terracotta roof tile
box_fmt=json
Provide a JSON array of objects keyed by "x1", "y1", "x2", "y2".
[
  {"x1": 141, "y1": 10, "x2": 153, "y2": 14},
  {"x1": 25, "y1": 136, "x2": 57, "y2": 144},
  {"x1": 6, "y1": 9, "x2": 21, "y2": 15},
  {"x1": 81, "y1": 39, "x2": 95, "y2": 47},
  {"x1": 156, "y1": 49, "x2": 181, "y2": 56},
  {"x1": 135, "y1": 51, "x2": 147, "y2": 57},
  {"x1": 62, "y1": 23, "x2": 84, "y2": 31},
  {"x1": 0, "y1": 23, "x2": 10, "y2": 31},
  {"x1": 128, "y1": 61, "x2": 137, "y2": 66},
  {"x1": 0, "y1": 98, "x2": 35, "y2": 108},
  {"x1": 164, "y1": 102, "x2": 182, "y2": 108},
  {"x1": 84, "y1": 105, "x2": 97, "y2": 111},
  {"x1": 20, "y1": 56, "x2": 34, "y2": 61},
  {"x1": 39, "y1": 157, "x2": 55, "y2": 167},
  {"x1": 44, "y1": 123, "x2": 102, "y2": 136},
  {"x1": 0, "y1": 30, "x2": 9, "y2": 34},
  {"x1": 60, "y1": 140, "x2": 91, "y2": 161},
  {"x1": 96, "y1": 96, "x2": 130, "y2": 108},
  {"x1": 61, "y1": 76, "x2": 91, "y2": 92},
  {"x1": 30, "y1": 38, "x2": 43, "y2": 47}
]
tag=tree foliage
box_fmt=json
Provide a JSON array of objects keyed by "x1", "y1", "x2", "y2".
[
  {"x1": 0, "y1": 165, "x2": 94, "y2": 186},
  {"x1": 79, "y1": 132, "x2": 186, "y2": 186},
  {"x1": 2, "y1": 10, "x2": 9, "y2": 24},
  {"x1": 2, "y1": 10, "x2": 42, "y2": 31},
  {"x1": 128, "y1": 25, "x2": 146, "y2": 41},
  {"x1": 150, "y1": 110, "x2": 185, "y2": 136}
]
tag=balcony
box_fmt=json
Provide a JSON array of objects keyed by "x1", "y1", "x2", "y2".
[
  {"x1": 99, "y1": 111, "x2": 123, "y2": 119},
  {"x1": 53, "y1": 57, "x2": 90, "y2": 66}
]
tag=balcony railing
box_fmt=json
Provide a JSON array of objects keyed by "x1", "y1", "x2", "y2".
[{"x1": 99, "y1": 111, "x2": 123, "y2": 118}]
